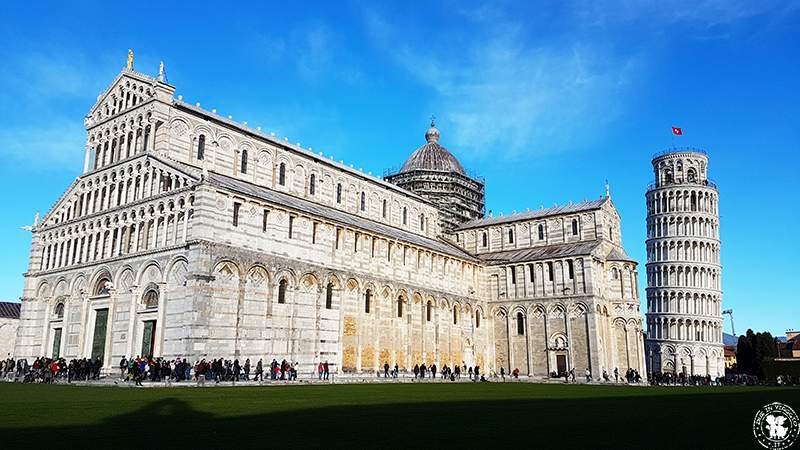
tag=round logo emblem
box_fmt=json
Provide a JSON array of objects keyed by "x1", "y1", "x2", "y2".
[{"x1": 753, "y1": 402, "x2": 799, "y2": 449}]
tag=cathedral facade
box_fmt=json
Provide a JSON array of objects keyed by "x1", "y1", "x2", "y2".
[{"x1": 14, "y1": 63, "x2": 645, "y2": 378}]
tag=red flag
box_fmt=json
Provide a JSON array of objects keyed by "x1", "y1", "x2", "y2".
[{"x1": 672, "y1": 127, "x2": 683, "y2": 136}]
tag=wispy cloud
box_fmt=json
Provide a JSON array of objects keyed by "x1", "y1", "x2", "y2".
[
  {"x1": 252, "y1": 21, "x2": 362, "y2": 84},
  {"x1": 364, "y1": 8, "x2": 641, "y2": 159},
  {"x1": 0, "y1": 50, "x2": 109, "y2": 171}
]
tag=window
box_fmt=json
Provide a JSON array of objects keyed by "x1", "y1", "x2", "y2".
[
  {"x1": 336, "y1": 184, "x2": 342, "y2": 204},
  {"x1": 420, "y1": 214, "x2": 425, "y2": 231},
  {"x1": 233, "y1": 202, "x2": 241, "y2": 227},
  {"x1": 335, "y1": 228, "x2": 341, "y2": 250},
  {"x1": 510, "y1": 268, "x2": 516, "y2": 284},
  {"x1": 360, "y1": 192, "x2": 366, "y2": 211},
  {"x1": 397, "y1": 297, "x2": 403, "y2": 317},
  {"x1": 382, "y1": 199, "x2": 387, "y2": 218},
  {"x1": 538, "y1": 224, "x2": 545, "y2": 240},
  {"x1": 309, "y1": 174, "x2": 316, "y2": 195},
  {"x1": 547, "y1": 262, "x2": 553, "y2": 281},
  {"x1": 476, "y1": 311, "x2": 481, "y2": 328},
  {"x1": 278, "y1": 279, "x2": 288, "y2": 303},
  {"x1": 482, "y1": 232, "x2": 488, "y2": 247},
  {"x1": 364, "y1": 289, "x2": 372, "y2": 313},
  {"x1": 453, "y1": 306, "x2": 458, "y2": 325},
  {"x1": 517, "y1": 312, "x2": 525, "y2": 335},
  {"x1": 325, "y1": 283, "x2": 333, "y2": 309},
  {"x1": 278, "y1": 163, "x2": 286, "y2": 186},
  {"x1": 312, "y1": 222, "x2": 317, "y2": 244},
  {"x1": 402, "y1": 207, "x2": 407, "y2": 225},
  {"x1": 288, "y1": 215, "x2": 294, "y2": 239},
  {"x1": 54, "y1": 302, "x2": 65, "y2": 319},
  {"x1": 568, "y1": 260, "x2": 574, "y2": 279},
  {"x1": 262, "y1": 210, "x2": 269, "y2": 232},
  {"x1": 197, "y1": 135, "x2": 205, "y2": 160},
  {"x1": 572, "y1": 219, "x2": 578, "y2": 236},
  {"x1": 354, "y1": 232, "x2": 359, "y2": 252},
  {"x1": 426, "y1": 301, "x2": 432, "y2": 322},
  {"x1": 508, "y1": 229, "x2": 514, "y2": 243},
  {"x1": 528, "y1": 264, "x2": 535, "y2": 282},
  {"x1": 143, "y1": 288, "x2": 159, "y2": 309},
  {"x1": 240, "y1": 150, "x2": 248, "y2": 174}
]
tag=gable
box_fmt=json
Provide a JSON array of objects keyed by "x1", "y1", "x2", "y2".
[
  {"x1": 85, "y1": 69, "x2": 173, "y2": 126},
  {"x1": 38, "y1": 153, "x2": 200, "y2": 230}
]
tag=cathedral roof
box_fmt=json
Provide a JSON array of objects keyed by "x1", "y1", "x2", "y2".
[
  {"x1": 606, "y1": 247, "x2": 636, "y2": 262},
  {"x1": 454, "y1": 198, "x2": 609, "y2": 231},
  {"x1": 0, "y1": 301, "x2": 21, "y2": 319},
  {"x1": 398, "y1": 121, "x2": 467, "y2": 176},
  {"x1": 476, "y1": 241, "x2": 602, "y2": 265},
  {"x1": 204, "y1": 171, "x2": 478, "y2": 262}
]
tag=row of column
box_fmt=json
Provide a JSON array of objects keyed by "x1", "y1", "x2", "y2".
[{"x1": 40, "y1": 209, "x2": 192, "y2": 271}]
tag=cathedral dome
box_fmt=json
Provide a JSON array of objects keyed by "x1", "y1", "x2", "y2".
[{"x1": 399, "y1": 121, "x2": 466, "y2": 175}]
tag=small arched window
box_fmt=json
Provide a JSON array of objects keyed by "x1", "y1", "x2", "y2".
[
  {"x1": 475, "y1": 311, "x2": 481, "y2": 328},
  {"x1": 567, "y1": 260, "x2": 575, "y2": 279},
  {"x1": 309, "y1": 174, "x2": 316, "y2": 195},
  {"x1": 278, "y1": 279, "x2": 288, "y2": 304},
  {"x1": 426, "y1": 301, "x2": 432, "y2": 322},
  {"x1": 278, "y1": 163, "x2": 286, "y2": 186},
  {"x1": 482, "y1": 232, "x2": 488, "y2": 247},
  {"x1": 547, "y1": 262, "x2": 554, "y2": 281},
  {"x1": 517, "y1": 312, "x2": 525, "y2": 335},
  {"x1": 364, "y1": 289, "x2": 372, "y2": 314},
  {"x1": 336, "y1": 184, "x2": 342, "y2": 204},
  {"x1": 572, "y1": 219, "x2": 578, "y2": 236},
  {"x1": 54, "y1": 302, "x2": 65, "y2": 319},
  {"x1": 325, "y1": 282, "x2": 333, "y2": 309},
  {"x1": 420, "y1": 214, "x2": 425, "y2": 231},
  {"x1": 360, "y1": 192, "x2": 366, "y2": 211},
  {"x1": 453, "y1": 306, "x2": 458, "y2": 325},
  {"x1": 402, "y1": 207, "x2": 407, "y2": 225},
  {"x1": 143, "y1": 288, "x2": 159, "y2": 309},
  {"x1": 240, "y1": 149, "x2": 248, "y2": 174},
  {"x1": 508, "y1": 229, "x2": 514, "y2": 243},
  {"x1": 197, "y1": 134, "x2": 205, "y2": 160},
  {"x1": 397, "y1": 297, "x2": 404, "y2": 318},
  {"x1": 538, "y1": 224, "x2": 545, "y2": 240},
  {"x1": 381, "y1": 199, "x2": 387, "y2": 218},
  {"x1": 95, "y1": 277, "x2": 111, "y2": 296}
]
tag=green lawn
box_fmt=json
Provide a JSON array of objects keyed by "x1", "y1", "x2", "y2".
[{"x1": 1, "y1": 382, "x2": 798, "y2": 448}]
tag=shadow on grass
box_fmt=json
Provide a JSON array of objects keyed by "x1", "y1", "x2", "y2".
[{"x1": 3, "y1": 386, "x2": 800, "y2": 449}]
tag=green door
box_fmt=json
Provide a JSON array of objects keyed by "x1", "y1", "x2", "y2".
[
  {"x1": 91, "y1": 309, "x2": 109, "y2": 362},
  {"x1": 141, "y1": 320, "x2": 156, "y2": 357},
  {"x1": 52, "y1": 328, "x2": 62, "y2": 359}
]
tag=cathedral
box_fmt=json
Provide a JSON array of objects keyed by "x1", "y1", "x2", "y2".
[{"x1": 14, "y1": 58, "x2": 645, "y2": 378}]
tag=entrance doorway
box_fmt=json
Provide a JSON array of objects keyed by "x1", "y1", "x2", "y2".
[
  {"x1": 141, "y1": 320, "x2": 157, "y2": 357},
  {"x1": 91, "y1": 309, "x2": 109, "y2": 362},
  {"x1": 52, "y1": 328, "x2": 62, "y2": 359},
  {"x1": 556, "y1": 354, "x2": 567, "y2": 374}
]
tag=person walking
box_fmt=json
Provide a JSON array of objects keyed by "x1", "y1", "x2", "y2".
[
  {"x1": 318, "y1": 361, "x2": 324, "y2": 380},
  {"x1": 500, "y1": 367, "x2": 505, "y2": 381},
  {"x1": 255, "y1": 359, "x2": 263, "y2": 381},
  {"x1": 323, "y1": 360, "x2": 330, "y2": 380},
  {"x1": 585, "y1": 368, "x2": 591, "y2": 383},
  {"x1": 383, "y1": 363, "x2": 390, "y2": 378}
]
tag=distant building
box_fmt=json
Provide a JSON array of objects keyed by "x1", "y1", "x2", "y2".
[
  {"x1": 723, "y1": 345, "x2": 736, "y2": 369},
  {"x1": 782, "y1": 330, "x2": 800, "y2": 358},
  {"x1": 0, "y1": 301, "x2": 21, "y2": 357}
]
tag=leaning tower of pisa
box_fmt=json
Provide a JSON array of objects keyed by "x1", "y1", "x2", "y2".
[{"x1": 644, "y1": 149, "x2": 724, "y2": 377}]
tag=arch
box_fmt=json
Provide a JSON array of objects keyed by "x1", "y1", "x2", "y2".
[
  {"x1": 141, "y1": 283, "x2": 159, "y2": 309},
  {"x1": 325, "y1": 282, "x2": 334, "y2": 309},
  {"x1": 137, "y1": 260, "x2": 164, "y2": 286},
  {"x1": 516, "y1": 311, "x2": 525, "y2": 335},
  {"x1": 53, "y1": 301, "x2": 65, "y2": 319},
  {"x1": 91, "y1": 267, "x2": 114, "y2": 296}
]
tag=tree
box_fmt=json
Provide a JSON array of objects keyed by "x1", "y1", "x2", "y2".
[{"x1": 736, "y1": 328, "x2": 779, "y2": 379}]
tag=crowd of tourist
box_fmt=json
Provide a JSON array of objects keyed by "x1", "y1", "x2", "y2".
[{"x1": 5, "y1": 355, "x2": 796, "y2": 387}]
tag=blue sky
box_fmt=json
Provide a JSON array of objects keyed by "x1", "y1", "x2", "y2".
[{"x1": 1, "y1": 1, "x2": 798, "y2": 335}]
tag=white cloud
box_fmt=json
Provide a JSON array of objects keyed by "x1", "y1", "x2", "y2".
[
  {"x1": 364, "y1": 9, "x2": 640, "y2": 158},
  {"x1": 253, "y1": 21, "x2": 362, "y2": 84}
]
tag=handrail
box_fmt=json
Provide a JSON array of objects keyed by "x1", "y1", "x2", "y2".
[{"x1": 647, "y1": 178, "x2": 717, "y2": 191}]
